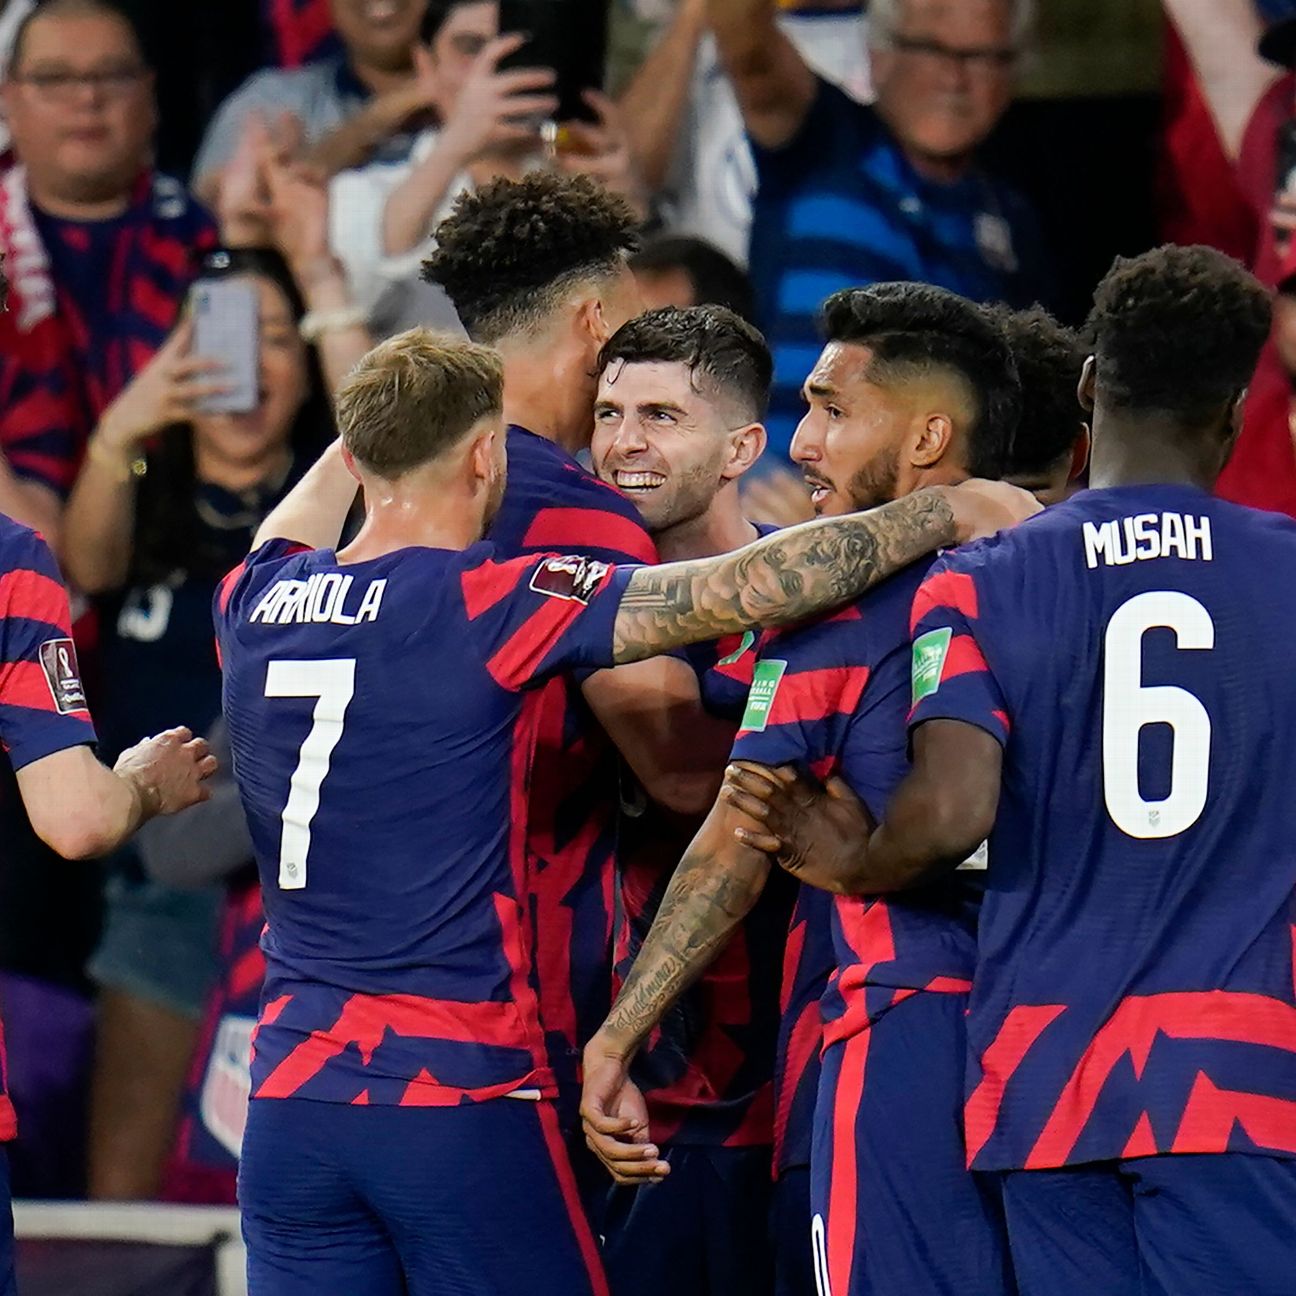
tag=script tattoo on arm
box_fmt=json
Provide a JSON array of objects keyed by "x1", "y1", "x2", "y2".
[
  {"x1": 601, "y1": 803, "x2": 772, "y2": 1055},
  {"x1": 611, "y1": 489, "x2": 956, "y2": 662}
]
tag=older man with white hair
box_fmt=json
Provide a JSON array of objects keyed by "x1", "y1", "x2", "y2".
[{"x1": 713, "y1": 0, "x2": 1049, "y2": 462}]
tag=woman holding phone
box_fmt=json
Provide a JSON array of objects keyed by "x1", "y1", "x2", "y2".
[{"x1": 60, "y1": 247, "x2": 333, "y2": 1200}]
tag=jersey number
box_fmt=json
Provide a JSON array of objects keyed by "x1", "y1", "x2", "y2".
[
  {"x1": 1102, "y1": 592, "x2": 1213, "y2": 840},
  {"x1": 264, "y1": 659, "x2": 356, "y2": 889}
]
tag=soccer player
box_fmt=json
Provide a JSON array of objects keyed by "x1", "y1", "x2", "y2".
[
  {"x1": 424, "y1": 177, "x2": 737, "y2": 1152},
  {"x1": 218, "y1": 327, "x2": 1029, "y2": 1296},
  {"x1": 581, "y1": 284, "x2": 1026, "y2": 1296},
  {"x1": 589, "y1": 305, "x2": 795, "y2": 1295},
  {"x1": 0, "y1": 514, "x2": 215, "y2": 1291},
  {"x1": 748, "y1": 245, "x2": 1294, "y2": 1296}
]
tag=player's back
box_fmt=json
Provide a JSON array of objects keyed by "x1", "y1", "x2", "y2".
[
  {"x1": 923, "y1": 485, "x2": 1296, "y2": 1169},
  {"x1": 216, "y1": 537, "x2": 625, "y2": 1109}
]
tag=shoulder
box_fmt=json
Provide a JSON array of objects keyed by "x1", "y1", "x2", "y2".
[
  {"x1": 215, "y1": 538, "x2": 312, "y2": 621},
  {"x1": 0, "y1": 514, "x2": 49, "y2": 567},
  {"x1": 221, "y1": 63, "x2": 336, "y2": 111}
]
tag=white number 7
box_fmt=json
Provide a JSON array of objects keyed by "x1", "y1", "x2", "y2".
[{"x1": 264, "y1": 659, "x2": 356, "y2": 890}]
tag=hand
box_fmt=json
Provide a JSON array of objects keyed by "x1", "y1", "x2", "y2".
[
  {"x1": 556, "y1": 90, "x2": 649, "y2": 220},
  {"x1": 96, "y1": 322, "x2": 228, "y2": 454},
  {"x1": 944, "y1": 478, "x2": 1042, "y2": 545},
  {"x1": 580, "y1": 1037, "x2": 669, "y2": 1185},
  {"x1": 721, "y1": 762, "x2": 874, "y2": 893},
  {"x1": 739, "y1": 464, "x2": 815, "y2": 528},
  {"x1": 264, "y1": 157, "x2": 334, "y2": 281},
  {"x1": 439, "y1": 34, "x2": 558, "y2": 165},
  {"x1": 114, "y1": 726, "x2": 218, "y2": 820}
]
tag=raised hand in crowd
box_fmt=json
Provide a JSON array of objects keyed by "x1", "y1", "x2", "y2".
[{"x1": 556, "y1": 90, "x2": 651, "y2": 223}]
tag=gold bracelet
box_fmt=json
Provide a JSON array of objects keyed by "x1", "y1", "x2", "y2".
[{"x1": 87, "y1": 438, "x2": 143, "y2": 485}]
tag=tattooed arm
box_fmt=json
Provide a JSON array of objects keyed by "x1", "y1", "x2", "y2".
[
  {"x1": 610, "y1": 480, "x2": 1036, "y2": 663},
  {"x1": 580, "y1": 798, "x2": 771, "y2": 1183}
]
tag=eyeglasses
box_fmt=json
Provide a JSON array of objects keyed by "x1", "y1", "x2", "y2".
[
  {"x1": 890, "y1": 35, "x2": 1017, "y2": 74},
  {"x1": 11, "y1": 67, "x2": 147, "y2": 102}
]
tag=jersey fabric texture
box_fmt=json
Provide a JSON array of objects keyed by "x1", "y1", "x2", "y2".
[
  {"x1": 487, "y1": 425, "x2": 658, "y2": 1113},
  {"x1": 748, "y1": 78, "x2": 1048, "y2": 457},
  {"x1": 0, "y1": 518, "x2": 96, "y2": 1143},
  {"x1": 909, "y1": 485, "x2": 1296, "y2": 1172},
  {"x1": 216, "y1": 536, "x2": 633, "y2": 1110}
]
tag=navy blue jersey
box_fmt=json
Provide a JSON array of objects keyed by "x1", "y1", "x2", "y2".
[
  {"x1": 910, "y1": 486, "x2": 1296, "y2": 1170},
  {"x1": 215, "y1": 538, "x2": 633, "y2": 1107}
]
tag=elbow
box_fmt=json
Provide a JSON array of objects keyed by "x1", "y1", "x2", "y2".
[
  {"x1": 37, "y1": 813, "x2": 116, "y2": 861},
  {"x1": 923, "y1": 782, "x2": 996, "y2": 868}
]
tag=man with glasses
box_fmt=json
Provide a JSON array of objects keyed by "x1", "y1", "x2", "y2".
[{"x1": 710, "y1": 0, "x2": 1051, "y2": 459}]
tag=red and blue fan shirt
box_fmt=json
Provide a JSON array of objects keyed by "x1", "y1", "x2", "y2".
[
  {"x1": 617, "y1": 587, "x2": 792, "y2": 1148},
  {"x1": 0, "y1": 517, "x2": 97, "y2": 1141},
  {"x1": 731, "y1": 556, "x2": 983, "y2": 1172},
  {"x1": 215, "y1": 536, "x2": 635, "y2": 1108},
  {"x1": 487, "y1": 425, "x2": 658, "y2": 1111},
  {"x1": 909, "y1": 485, "x2": 1296, "y2": 1171}
]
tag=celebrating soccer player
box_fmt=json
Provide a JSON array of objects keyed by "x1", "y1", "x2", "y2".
[
  {"x1": 217, "y1": 326, "x2": 1032, "y2": 1296},
  {"x1": 581, "y1": 283, "x2": 1031, "y2": 1296},
  {"x1": 741, "y1": 247, "x2": 1294, "y2": 1296}
]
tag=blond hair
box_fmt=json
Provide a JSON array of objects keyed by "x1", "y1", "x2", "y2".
[{"x1": 335, "y1": 328, "x2": 504, "y2": 479}]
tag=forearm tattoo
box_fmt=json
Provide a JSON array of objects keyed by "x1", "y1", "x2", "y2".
[{"x1": 613, "y1": 489, "x2": 956, "y2": 661}]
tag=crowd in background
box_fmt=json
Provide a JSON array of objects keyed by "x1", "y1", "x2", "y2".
[{"x1": 0, "y1": 0, "x2": 1292, "y2": 1206}]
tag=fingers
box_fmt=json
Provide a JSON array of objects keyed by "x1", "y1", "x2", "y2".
[
  {"x1": 157, "y1": 726, "x2": 194, "y2": 745},
  {"x1": 583, "y1": 1130, "x2": 669, "y2": 1183},
  {"x1": 733, "y1": 825, "x2": 785, "y2": 853},
  {"x1": 499, "y1": 92, "x2": 559, "y2": 120},
  {"x1": 719, "y1": 785, "x2": 772, "y2": 823},
  {"x1": 724, "y1": 761, "x2": 793, "y2": 799},
  {"x1": 580, "y1": 87, "x2": 618, "y2": 127},
  {"x1": 480, "y1": 30, "x2": 528, "y2": 67},
  {"x1": 196, "y1": 755, "x2": 219, "y2": 780},
  {"x1": 495, "y1": 67, "x2": 557, "y2": 94},
  {"x1": 579, "y1": 1100, "x2": 636, "y2": 1137}
]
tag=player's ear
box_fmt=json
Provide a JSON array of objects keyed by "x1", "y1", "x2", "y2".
[
  {"x1": 1220, "y1": 389, "x2": 1247, "y2": 469},
  {"x1": 722, "y1": 422, "x2": 767, "y2": 482},
  {"x1": 468, "y1": 427, "x2": 497, "y2": 484},
  {"x1": 340, "y1": 444, "x2": 362, "y2": 484},
  {"x1": 1077, "y1": 357, "x2": 1096, "y2": 413},
  {"x1": 577, "y1": 296, "x2": 613, "y2": 350},
  {"x1": 911, "y1": 412, "x2": 955, "y2": 468},
  {"x1": 1068, "y1": 424, "x2": 1091, "y2": 483}
]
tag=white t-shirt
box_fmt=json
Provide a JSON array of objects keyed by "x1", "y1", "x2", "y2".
[
  {"x1": 328, "y1": 128, "x2": 470, "y2": 333},
  {"x1": 664, "y1": 13, "x2": 872, "y2": 266}
]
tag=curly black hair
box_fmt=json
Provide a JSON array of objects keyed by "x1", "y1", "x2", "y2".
[
  {"x1": 423, "y1": 174, "x2": 641, "y2": 343},
  {"x1": 983, "y1": 303, "x2": 1087, "y2": 478},
  {"x1": 821, "y1": 283, "x2": 1021, "y2": 479},
  {"x1": 596, "y1": 305, "x2": 772, "y2": 422},
  {"x1": 1086, "y1": 245, "x2": 1271, "y2": 422}
]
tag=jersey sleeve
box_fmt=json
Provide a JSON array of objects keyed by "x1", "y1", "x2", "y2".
[
  {"x1": 459, "y1": 552, "x2": 637, "y2": 691},
  {"x1": 907, "y1": 559, "x2": 1011, "y2": 747},
  {"x1": 729, "y1": 612, "x2": 882, "y2": 805},
  {"x1": 512, "y1": 490, "x2": 659, "y2": 567},
  {"x1": 0, "y1": 529, "x2": 96, "y2": 769}
]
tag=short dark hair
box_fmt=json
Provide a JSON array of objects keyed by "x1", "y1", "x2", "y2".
[
  {"x1": 423, "y1": 173, "x2": 641, "y2": 344},
  {"x1": 420, "y1": 0, "x2": 476, "y2": 44},
  {"x1": 1087, "y1": 245, "x2": 1271, "y2": 422},
  {"x1": 9, "y1": 0, "x2": 147, "y2": 75},
  {"x1": 984, "y1": 303, "x2": 1086, "y2": 477},
  {"x1": 596, "y1": 305, "x2": 773, "y2": 422},
  {"x1": 629, "y1": 236, "x2": 755, "y2": 323},
  {"x1": 335, "y1": 328, "x2": 503, "y2": 479},
  {"x1": 820, "y1": 283, "x2": 1020, "y2": 478}
]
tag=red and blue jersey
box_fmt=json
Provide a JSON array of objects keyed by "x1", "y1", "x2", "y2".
[
  {"x1": 908, "y1": 485, "x2": 1296, "y2": 1171},
  {"x1": 487, "y1": 425, "x2": 658, "y2": 1109},
  {"x1": 0, "y1": 517, "x2": 97, "y2": 1141},
  {"x1": 215, "y1": 536, "x2": 634, "y2": 1108},
  {"x1": 731, "y1": 557, "x2": 982, "y2": 1171},
  {"x1": 617, "y1": 596, "x2": 792, "y2": 1148}
]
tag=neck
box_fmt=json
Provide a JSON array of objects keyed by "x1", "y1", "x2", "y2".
[
  {"x1": 338, "y1": 480, "x2": 483, "y2": 563},
  {"x1": 349, "y1": 54, "x2": 413, "y2": 97},
  {"x1": 654, "y1": 484, "x2": 757, "y2": 561},
  {"x1": 194, "y1": 441, "x2": 292, "y2": 495},
  {"x1": 500, "y1": 346, "x2": 590, "y2": 456},
  {"x1": 1087, "y1": 410, "x2": 1221, "y2": 492},
  {"x1": 28, "y1": 180, "x2": 132, "y2": 222},
  {"x1": 875, "y1": 107, "x2": 974, "y2": 183}
]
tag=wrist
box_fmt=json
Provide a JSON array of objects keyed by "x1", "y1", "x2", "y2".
[
  {"x1": 924, "y1": 486, "x2": 963, "y2": 545},
  {"x1": 123, "y1": 767, "x2": 161, "y2": 828},
  {"x1": 587, "y1": 1023, "x2": 638, "y2": 1065},
  {"x1": 88, "y1": 428, "x2": 143, "y2": 483}
]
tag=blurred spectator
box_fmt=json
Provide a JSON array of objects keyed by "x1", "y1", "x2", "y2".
[
  {"x1": 0, "y1": 0, "x2": 34, "y2": 154},
  {"x1": 709, "y1": 0, "x2": 1050, "y2": 456},
  {"x1": 191, "y1": 0, "x2": 429, "y2": 199},
  {"x1": 630, "y1": 233, "x2": 755, "y2": 319},
  {"x1": 620, "y1": 0, "x2": 870, "y2": 265},
  {"x1": 1163, "y1": 0, "x2": 1294, "y2": 284},
  {"x1": 0, "y1": 0, "x2": 216, "y2": 542},
  {"x1": 263, "y1": 0, "x2": 342, "y2": 68},
  {"x1": 61, "y1": 247, "x2": 332, "y2": 1199}
]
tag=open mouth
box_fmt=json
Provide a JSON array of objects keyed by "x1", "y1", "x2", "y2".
[
  {"x1": 613, "y1": 470, "x2": 667, "y2": 494},
  {"x1": 362, "y1": 0, "x2": 402, "y2": 24},
  {"x1": 803, "y1": 476, "x2": 833, "y2": 507}
]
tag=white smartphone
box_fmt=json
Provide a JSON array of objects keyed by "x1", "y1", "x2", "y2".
[{"x1": 191, "y1": 278, "x2": 260, "y2": 414}]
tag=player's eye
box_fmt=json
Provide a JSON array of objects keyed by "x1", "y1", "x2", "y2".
[{"x1": 827, "y1": 405, "x2": 845, "y2": 420}]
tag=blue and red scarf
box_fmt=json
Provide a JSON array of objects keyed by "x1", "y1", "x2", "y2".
[{"x1": 0, "y1": 168, "x2": 216, "y2": 497}]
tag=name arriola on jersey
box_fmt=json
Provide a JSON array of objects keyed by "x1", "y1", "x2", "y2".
[
  {"x1": 1082, "y1": 512, "x2": 1213, "y2": 569},
  {"x1": 249, "y1": 573, "x2": 386, "y2": 625}
]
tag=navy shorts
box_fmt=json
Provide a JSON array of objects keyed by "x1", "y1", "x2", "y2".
[
  {"x1": 771, "y1": 1165, "x2": 815, "y2": 1296},
  {"x1": 0, "y1": 1149, "x2": 14, "y2": 1296},
  {"x1": 601, "y1": 1145, "x2": 774, "y2": 1296},
  {"x1": 1001, "y1": 1152, "x2": 1296, "y2": 1296},
  {"x1": 811, "y1": 992, "x2": 1014, "y2": 1296},
  {"x1": 239, "y1": 1096, "x2": 608, "y2": 1296}
]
